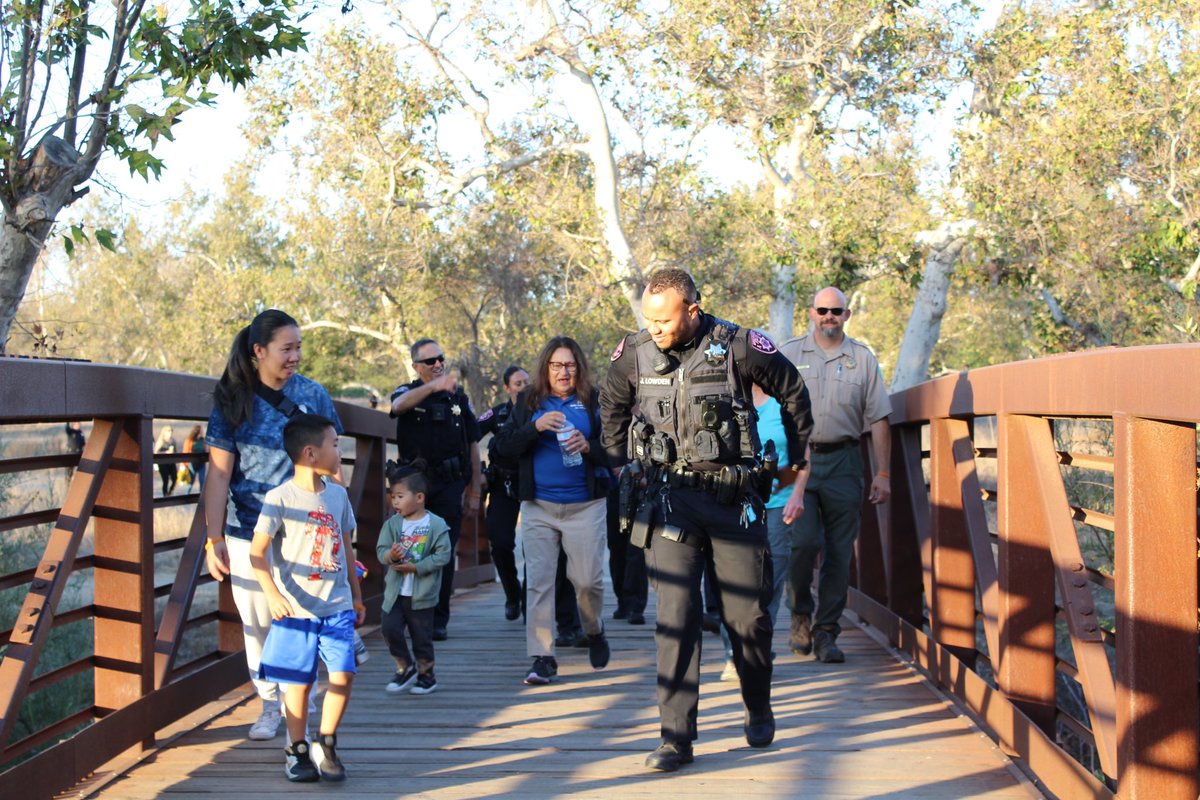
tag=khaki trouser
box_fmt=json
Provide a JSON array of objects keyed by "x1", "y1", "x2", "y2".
[{"x1": 521, "y1": 498, "x2": 607, "y2": 657}]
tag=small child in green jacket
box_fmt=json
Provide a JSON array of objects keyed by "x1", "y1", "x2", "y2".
[{"x1": 377, "y1": 459, "x2": 452, "y2": 696}]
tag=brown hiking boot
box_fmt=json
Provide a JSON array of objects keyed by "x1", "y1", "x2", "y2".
[{"x1": 790, "y1": 614, "x2": 813, "y2": 655}]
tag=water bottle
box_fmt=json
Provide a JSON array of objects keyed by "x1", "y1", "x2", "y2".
[{"x1": 557, "y1": 419, "x2": 583, "y2": 467}]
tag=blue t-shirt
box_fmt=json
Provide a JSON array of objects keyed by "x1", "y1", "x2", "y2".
[
  {"x1": 531, "y1": 394, "x2": 592, "y2": 504},
  {"x1": 206, "y1": 374, "x2": 343, "y2": 541},
  {"x1": 755, "y1": 396, "x2": 791, "y2": 510}
]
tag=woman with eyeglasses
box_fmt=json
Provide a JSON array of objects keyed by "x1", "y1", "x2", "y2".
[{"x1": 493, "y1": 336, "x2": 612, "y2": 685}]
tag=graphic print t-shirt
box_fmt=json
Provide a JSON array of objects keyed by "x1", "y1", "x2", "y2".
[
  {"x1": 255, "y1": 479, "x2": 357, "y2": 618},
  {"x1": 395, "y1": 513, "x2": 432, "y2": 597}
]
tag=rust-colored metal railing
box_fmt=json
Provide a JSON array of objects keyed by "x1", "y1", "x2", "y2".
[
  {"x1": 0, "y1": 359, "x2": 492, "y2": 798},
  {"x1": 849, "y1": 344, "x2": 1199, "y2": 799}
]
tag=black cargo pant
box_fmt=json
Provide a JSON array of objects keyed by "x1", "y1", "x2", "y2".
[
  {"x1": 486, "y1": 487, "x2": 523, "y2": 607},
  {"x1": 428, "y1": 478, "x2": 466, "y2": 631},
  {"x1": 646, "y1": 486, "x2": 773, "y2": 743}
]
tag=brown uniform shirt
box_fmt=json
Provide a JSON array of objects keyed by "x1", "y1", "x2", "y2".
[{"x1": 779, "y1": 333, "x2": 891, "y2": 444}]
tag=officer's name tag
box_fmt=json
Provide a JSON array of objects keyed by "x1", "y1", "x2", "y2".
[{"x1": 639, "y1": 376, "x2": 674, "y2": 386}]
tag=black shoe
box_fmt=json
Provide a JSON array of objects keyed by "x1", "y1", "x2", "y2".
[
  {"x1": 813, "y1": 629, "x2": 845, "y2": 663},
  {"x1": 284, "y1": 741, "x2": 320, "y2": 782},
  {"x1": 524, "y1": 656, "x2": 556, "y2": 685},
  {"x1": 431, "y1": 627, "x2": 448, "y2": 641},
  {"x1": 744, "y1": 707, "x2": 775, "y2": 747},
  {"x1": 586, "y1": 630, "x2": 610, "y2": 669},
  {"x1": 645, "y1": 741, "x2": 694, "y2": 772},
  {"x1": 504, "y1": 602, "x2": 520, "y2": 621},
  {"x1": 790, "y1": 614, "x2": 813, "y2": 656},
  {"x1": 385, "y1": 665, "x2": 418, "y2": 694},
  {"x1": 410, "y1": 672, "x2": 438, "y2": 695},
  {"x1": 311, "y1": 733, "x2": 346, "y2": 781},
  {"x1": 613, "y1": 606, "x2": 629, "y2": 620},
  {"x1": 628, "y1": 611, "x2": 646, "y2": 625},
  {"x1": 701, "y1": 612, "x2": 721, "y2": 634},
  {"x1": 554, "y1": 629, "x2": 586, "y2": 648}
]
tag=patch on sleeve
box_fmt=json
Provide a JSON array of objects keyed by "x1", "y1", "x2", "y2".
[
  {"x1": 610, "y1": 337, "x2": 626, "y2": 362},
  {"x1": 749, "y1": 330, "x2": 777, "y2": 354},
  {"x1": 478, "y1": 407, "x2": 494, "y2": 423},
  {"x1": 390, "y1": 384, "x2": 410, "y2": 401}
]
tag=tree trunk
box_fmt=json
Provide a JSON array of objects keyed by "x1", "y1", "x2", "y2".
[
  {"x1": 0, "y1": 136, "x2": 85, "y2": 351},
  {"x1": 527, "y1": 0, "x2": 642, "y2": 329},
  {"x1": 767, "y1": 261, "x2": 796, "y2": 340},
  {"x1": 890, "y1": 221, "x2": 975, "y2": 391}
]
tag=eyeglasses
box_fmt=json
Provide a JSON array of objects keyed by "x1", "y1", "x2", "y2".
[
  {"x1": 415, "y1": 354, "x2": 446, "y2": 366},
  {"x1": 548, "y1": 362, "x2": 578, "y2": 374},
  {"x1": 814, "y1": 307, "x2": 845, "y2": 317}
]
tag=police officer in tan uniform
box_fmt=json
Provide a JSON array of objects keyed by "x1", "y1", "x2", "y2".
[{"x1": 779, "y1": 287, "x2": 892, "y2": 663}]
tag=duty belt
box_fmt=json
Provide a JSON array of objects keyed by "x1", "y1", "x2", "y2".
[
  {"x1": 810, "y1": 439, "x2": 859, "y2": 454},
  {"x1": 664, "y1": 466, "x2": 720, "y2": 492}
]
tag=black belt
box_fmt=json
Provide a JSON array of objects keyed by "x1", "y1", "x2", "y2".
[
  {"x1": 664, "y1": 467, "x2": 718, "y2": 492},
  {"x1": 810, "y1": 439, "x2": 859, "y2": 454}
]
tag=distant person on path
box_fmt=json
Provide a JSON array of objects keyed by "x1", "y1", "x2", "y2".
[
  {"x1": 779, "y1": 287, "x2": 892, "y2": 664},
  {"x1": 494, "y1": 336, "x2": 611, "y2": 686},
  {"x1": 250, "y1": 414, "x2": 364, "y2": 782},
  {"x1": 478, "y1": 365, "x2": 529, "y2": 621},
  {"x1": 65, "y1": 422, "x2": 85, "y2": 477},
  {"x1": 377, "y1": 459, "x2": 452, "y2": 697},
  {"x1": 203, "y1": 309, "x2": 347, "y2": 742},
  {"x1": 182, "y1": 424, "x2": 208, "y2": 490},
  {"x1": 154, "y1": 425, "x2": 178, "y2": 496},
  {"x1": 389, "y1": 339, "x2": 484, "y2": 641}
]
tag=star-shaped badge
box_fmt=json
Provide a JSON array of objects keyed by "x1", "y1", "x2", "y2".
[
  {"x1": 704, "y1": 341, "x2": 727, "y2": 365},
  {"x1": 450, "y1": 404, "x2": 462, "y2": 416}
]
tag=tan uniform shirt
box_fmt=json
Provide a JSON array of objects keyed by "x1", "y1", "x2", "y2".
[{"x1": 779, "y1": 333, "x2": 891, "y2": 444}]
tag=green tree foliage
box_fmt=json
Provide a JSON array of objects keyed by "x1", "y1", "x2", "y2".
[{"x1": 0, "y1": 0, "x2": 308, "y2": 351}]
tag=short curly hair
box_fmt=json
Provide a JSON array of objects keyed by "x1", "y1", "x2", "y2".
[{"x1": 644, "y1": 268, "x2": 700, "y2": 305}]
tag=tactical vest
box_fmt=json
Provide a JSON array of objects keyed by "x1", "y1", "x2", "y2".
[{"x1": 632, "y1": 318, "x2": 760, "y2": 469}]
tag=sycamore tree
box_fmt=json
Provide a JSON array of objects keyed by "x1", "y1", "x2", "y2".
[
  {"x1": 653, "y1": 0, "x2": 955, "y2": 340},
  {"x1": 0, "y1": 0, "x2": 307, "y2": 351}
]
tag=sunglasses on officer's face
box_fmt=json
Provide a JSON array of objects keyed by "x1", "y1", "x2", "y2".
[
  {"x1": 814, "y1": 307, "x2": 845, "y2": 317},
  {"x1": 416, "y1": 354, "x2": 446, "y2": 366}
]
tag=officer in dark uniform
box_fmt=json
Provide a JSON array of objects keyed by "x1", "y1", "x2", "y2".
[
  {"x1": 390, "y1": 338, "x2": 484, "y2": 640},
  {"x1": 601, "y1": 269, "x2": 812, "y2": 772},
  {"x1": 478, "y1": 365, "x2": 529, "y2": 620}
]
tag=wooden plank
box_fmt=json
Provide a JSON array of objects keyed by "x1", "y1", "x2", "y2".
[{"x1": 83, "y1": 581, "x2": 1040, "y2": 800}]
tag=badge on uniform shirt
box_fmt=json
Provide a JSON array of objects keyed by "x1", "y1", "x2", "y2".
[
  {"x1": 749, "y1": 330, "x2": 777, "y2": 354},
  {"x1": 843, "y1": 356, "x2": 857, "y2": 369},
  {"x1": 451, "y1": 403, "x2": 462, "y2": 416},
  {"x1": 704, "y1": 341, "x2": 727, "y2": 365}
]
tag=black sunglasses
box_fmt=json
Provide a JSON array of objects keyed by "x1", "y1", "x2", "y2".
[
  {"x1": 416, "y1": 354, "x2": 446, "y2": 366},
  {"x1": 814, "y1": 307, "x2": 845, "y2": 316}
]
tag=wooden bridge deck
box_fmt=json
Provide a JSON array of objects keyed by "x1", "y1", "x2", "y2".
[{"x1": 81, "y1": 582, "x2": 1038, "y2": 799}]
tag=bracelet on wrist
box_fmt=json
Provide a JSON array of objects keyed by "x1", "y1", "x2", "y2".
[
  {"x1": 876, "y1": 470, "x2": 891, "y2": 478},
  {"x1": 204, "y1": 538, "x2": 223, "y2": 552},
  {"x1": 353, "y1": 603, "x2": 367, "y2": 614}
]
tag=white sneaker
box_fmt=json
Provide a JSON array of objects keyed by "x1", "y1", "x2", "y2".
[
  {"x1": 353, "y1": 632, "x2": 369, "y2": 666},
  {"x1": 720, "y1": 660, "x2": 739, "y2": 682},
  {"x1": 248, "y1": 706, "x2": 282, "y2": 740}
]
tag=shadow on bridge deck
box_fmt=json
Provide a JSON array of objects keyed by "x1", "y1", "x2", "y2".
[{"x1": 81, "y1": 583, "x2": 1039, "y2": 799}]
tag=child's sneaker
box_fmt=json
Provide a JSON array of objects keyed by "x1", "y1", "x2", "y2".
[
  {"x1": 311, "y1": 733, "x2": 346, "y2": 781},
  {"x1": 353, "y1": 631, "x2": 369, "y2": 666},
  {"x1": 410, "y1": 672, "x2": 438, "y2": 695},
  {"x1": 386, "y1": 665, "x2": 418, "y2": 694},
  {"x1": 283, "y1": 741, "x2": 319, "y2": 782},
  {"x1": 249, "y1": 703, "x2": 282, "y2": 740}
]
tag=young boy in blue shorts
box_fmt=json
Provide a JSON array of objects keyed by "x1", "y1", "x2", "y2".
[{"x1": 251, "y1": 413, "x2": 365, "y2": 782}]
